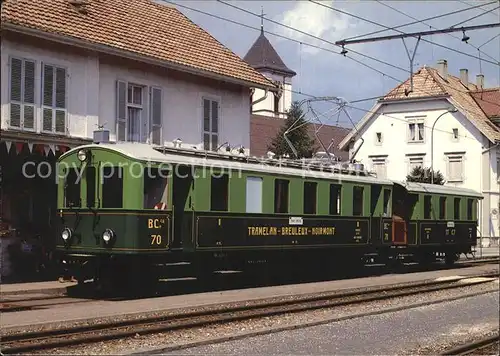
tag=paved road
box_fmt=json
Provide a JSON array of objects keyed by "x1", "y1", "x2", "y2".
[{"x1": 166, "y1": 290, "x2": 499, "y2": 355}]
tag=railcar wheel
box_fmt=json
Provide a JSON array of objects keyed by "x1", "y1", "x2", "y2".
[{"x1": 445, "y1": 252, "x2": 459, "y2": 266}]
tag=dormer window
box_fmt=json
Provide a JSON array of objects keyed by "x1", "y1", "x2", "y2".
[{"x1": 274, "y1": 94, "x2": 279, "y2": 114}]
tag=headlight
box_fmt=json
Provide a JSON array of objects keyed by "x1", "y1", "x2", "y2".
[
  {"x1": 77, "y1": 149, "x2": 88, "y2": 162},
  {"x1": 102, "y1": 229, "x2": 114, "y2": 244},
  {"x1": 61, "y1": 228, "x2": 72, "y2": 241}
]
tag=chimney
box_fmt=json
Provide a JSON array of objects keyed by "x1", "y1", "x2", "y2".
[
  {"x1": 460, "y1": 69, "x2": 469, "y2": 88},
  {"x1": 476, "y1": 74, "x2": 484, "y2": 90},
  {"x1": 437, "y1": 59, "x2": 448, "y2": 79}
]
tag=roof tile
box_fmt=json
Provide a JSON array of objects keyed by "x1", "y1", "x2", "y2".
[{"x1": 1, "y1": 0, "x2": 275, "y2": 88}]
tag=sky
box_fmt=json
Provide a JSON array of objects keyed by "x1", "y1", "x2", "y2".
[{"x1": 165, "y1": 0, "x2": 499, "y2": 127}]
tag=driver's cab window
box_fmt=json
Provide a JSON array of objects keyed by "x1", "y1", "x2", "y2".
[{"x1": 144, "y1": 167, "x2": 169, "y2": 209}]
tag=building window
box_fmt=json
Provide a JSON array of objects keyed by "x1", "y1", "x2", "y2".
[
  {"x1": 439, "y1": 196, "x2": 446, "y2": 219},
  {"x1": 452, "y1": 128, "x2": 459, "y2": 141},
  {"x1": 371, "y1": 158, "x2": 387, "y2": 179},
  {"x1": 9, "y1": 57, "x2": 36, "y2": 130},
  {"x1": 375, "y1": 132, "x2": 383, "y2": 145},
  {"x1": 329, "y1": 184, "x2": 341, "y2": 215},
  {"x1": 303, "y1": 182, "x2": 317, "y2": 214},
  {"x1": 42, "y1": 63, "x2": 67, "y2": 134},
  {"x1": 408, "y1": 155, "x2": 424, "y2": 173},
  {"x1": 211, "y1": 174, "x2": 229, "y2": 211},
  {"x1": 446, "y1": 154, "x2": 464, "y2": 182},
  {"x1": 203, "y1": 98, "x2": 219, "y2": 151},
  {"x1": 274, "y1": 94, "x2": 279, "y2": 114},
  {"x1": 353, "y1": 186, "x2": 364, "y2": 216},
  {"x1": 246, "y1": 176, "x2": 263, "y2": 213},
  {"x1": 408, "y1": 121, "x2": 424, "y2": 142},
  {"x1": 274, "y1": 179, "x2": 289, "y2": 214},
  {"x1": 454, "y1": 197, "x2": 461, "y2": 220}
]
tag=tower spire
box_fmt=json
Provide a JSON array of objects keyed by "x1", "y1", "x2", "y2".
[{"x1": 260, "y1": 6, "x2": 265, "y2": 34}]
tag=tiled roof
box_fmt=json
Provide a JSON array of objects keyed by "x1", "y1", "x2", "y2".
[
  {"x1": 244, "y1": 31, "x2": 296, "y2": 77},
  {"x1": 1, "y1": 0, "x2": 275, "y2": 89},
  {"x1": 250, "y1": 114, "x2": 350, "y2": 160},
  {"x1": 470, "y1": 88, "x2": 500, "y2": 119},
  {"x1": 381, "y1": 66, "x2": 500, "y2": 143}
]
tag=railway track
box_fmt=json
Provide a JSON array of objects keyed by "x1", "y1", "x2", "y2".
[
  {"x1": 441, "y1": 334, "x2": 499, "y2": 355},
  {"x1": 1, "y1": 271, "x2": 498, "y2": 355}
]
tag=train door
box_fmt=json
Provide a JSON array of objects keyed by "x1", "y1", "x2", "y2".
[
  {"x1": 172, "y1": 165, "x2": 193, "y2": 249},
  {"x1": 392, "y1": 184, "x2": 408, "y2": 245}
]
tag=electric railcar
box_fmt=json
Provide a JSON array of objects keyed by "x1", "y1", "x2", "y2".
[{"x1": 54, "y1": 143, "x2": 481, "y2": 287}]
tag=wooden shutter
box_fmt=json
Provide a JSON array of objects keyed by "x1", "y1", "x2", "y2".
[
  {"x1": 210, "y1": 100, "x2": 218, "y2": 150},
  {"x1": 9, "y1": 58, "x2": 22, "y2": 127},
  {"x1": 55, "y1": 67, "x2": 67, "y2": 133},
  {"x1": 23, "y1": 60, "x2": 35, "y2": 129},
  {"x1": 42, "y1": 64, "x2": 54, "y2": 131},
  {"x1": 150, "y1": 87, "x2": 162, "y2": 145},
  {"x1": 116, "y1": 81, "x2": 127, "y2": 141},
  {"x1": 203, "y1": 99, "x2": 210, "y2": 150}
]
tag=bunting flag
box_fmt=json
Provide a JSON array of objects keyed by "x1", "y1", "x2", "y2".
[
  {"x1": 27, "y1": 142, "x2": 33, "y2": 153},
  {"x1": 35, "y1": 144, "x2": 45, "y2": 155},
  {"x1": 43, "y1": 145, "x2": 50, "y2": 156},
  {"x1": 15, "y1": 142, "x2": 24, "y2": 154},
  {"x1": 49, "y1": 144, "x2": 55, "y2": 155},
  {"x1": 58, "y1": 145, "x2": 68, "y2": 154},
  {"x1": 5, "y1": 141, "x2": 12, "y2": 153}
]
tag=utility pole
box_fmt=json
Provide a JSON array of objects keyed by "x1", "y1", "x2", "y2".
[{"x1": 335, "y1": 22, "x2": 500, "y2": 95}]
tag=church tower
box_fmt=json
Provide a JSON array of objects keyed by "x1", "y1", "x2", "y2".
[{"x1": 243, "y1": 12, "x2": 296, "y2": 119}]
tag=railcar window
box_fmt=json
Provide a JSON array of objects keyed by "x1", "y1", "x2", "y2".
[
  {"x1": 303, "y1": 182, "x2": 317, "y2": 214},
  {"x1": 64, "y1": 168, "x2": 81, "y2": 208},
  {"x1": 439, "y1": 197, "x2": 446, "y2": 219},
  {"x1": 370, "y1": 185, "x2": 382, "y2": 215},
  {"x1": 353, "y1": 186, "x2": 364, "y2": 216},
  {"x1": 246, "y1": 176, "x2": 263, "y2": 213},
  {"x1": 467, "y1": 199, "x2": 473, "y2": 220},
  {"x1": 383, "y1": 189, "x2": 391, "y2": 216},
  {"x1": 144, "y1": 168, "x2": 169, "y2": 209},
  {"x1": 454, "y1": 198, "x2": 461, "y2": 220},
  {"x1": 408, "y1": 194, "x2": 419, "y2": 217},
  {"x1": 329, "y1": 184, "x2": 341, "y2": 215},
  {"x1": 424, "y1": 195, "x2": 432, "y2": 219},
  {"x1": 86, "y1": 167, "x2": 96, "y2": 208},
  {"x1": 102, "y1": 166, "x2": 123, "y2": 208},
  {"x1": 274, "y1": 179, "x2": 289, "y2": 214},
  {"x1": 211, "y1": 174, "x2": 229, "y2": 211}
]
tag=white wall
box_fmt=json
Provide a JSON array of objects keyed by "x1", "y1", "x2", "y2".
[
  {"x1": 99, "y1": 62, "x2": 251, "y2": 153},
  {"x1": 349, "y1": 98, "x2": 499, "y2": 240},
  {"x1": 251, "y1": 70, "x2": 292, "y2": 119},
  {"x1": 0, "y1": 37, "x2": 99, "y2": 139}
]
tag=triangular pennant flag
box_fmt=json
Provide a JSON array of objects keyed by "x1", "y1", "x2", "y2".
[
  {"x1": 15, "y1": 142, "x2": 24, "y2": 154},
  {"x1": 28, "y1": 142, "x2": 33, "y2": 153},
  {"x1": 59, "y1": 146, "x2": 68, "y2": 153},
  {"x1": 5, "y1": 141, "x2": 12, "y2": 153},
  {"x1": 35, "y1": 144, "x2": 45, "y2": 155},
  {"x1": 44, "y1": 145, "x2": 50, "y2": 156},
  {"x1": 49, "y1": 144, "x2": 55, "y2": 155}
]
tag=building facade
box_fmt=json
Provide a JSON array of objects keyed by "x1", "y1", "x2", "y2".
[
  {"x1": 338, "y1": 59, "x2": 500, "y2": 246},
  {"x1": 0, "y1": 0, "x2": 276, "y2": 278}
]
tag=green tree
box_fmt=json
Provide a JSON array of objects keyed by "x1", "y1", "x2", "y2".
[
  {"x1": 406, "y1": 166, "x2": 445, "y2": 185},
  {"x1": 267, "y1": 101, "x2": 317, "y2": 158}
]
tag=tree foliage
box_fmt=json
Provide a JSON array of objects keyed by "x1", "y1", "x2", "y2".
[
  {"x1": 267, "y1": 101, "x2": 317, "y2": 158},
  {"x1": 406, "y1": 166, "x2": 445, "y2": 185}
]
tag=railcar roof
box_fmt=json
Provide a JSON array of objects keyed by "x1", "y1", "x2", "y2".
[
  {"x1": 396, "y1": 181, "x2": 483, "y2": 199},
  {"x1": 61, "y1": 143, "x2": 394, "y2": 185}
]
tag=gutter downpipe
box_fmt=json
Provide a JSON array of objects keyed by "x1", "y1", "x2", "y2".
[
  {"x1": 480, "y1": 141, "x2": 500, "y2": 254},
  {"x1": 251, "y1": 88, "x2": 269, "y2": 106}
]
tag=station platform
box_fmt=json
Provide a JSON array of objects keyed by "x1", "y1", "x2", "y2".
[
  {"x1": 0, "y1": 280, "x2": 76, "y2": 296},
  {"x1": 2, "y1": 263, "x2": 498, "y2": 332}
]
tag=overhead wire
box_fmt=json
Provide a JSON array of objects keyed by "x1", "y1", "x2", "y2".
[
  {"x1": 311, "y1": 0, "x2": 500, "y2": 66},
  {"x1": 375, "y1": 0, "x2": 499, "y2": 63},
  {"x1": 448, "y1": 4, "x2": 500, "y2": 28},
  {"x1": 342, "y1": 0, "x2": 499, "y2": 41},
  {"x1": 458, "y1": 0, "x2": 500, "y2": 20}
]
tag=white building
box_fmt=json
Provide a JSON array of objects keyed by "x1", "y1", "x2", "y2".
[{"x1": 338, "y1": 59, "x2": 500, "y2": 246}]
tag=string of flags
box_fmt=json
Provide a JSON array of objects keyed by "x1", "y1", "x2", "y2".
[{"x1": 3, "y1": 141, "x2": 69, "y2": 156}]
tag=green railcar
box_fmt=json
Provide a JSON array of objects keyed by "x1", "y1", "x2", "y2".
[{"x1": 53, "y1": 143, "x2": 481, "y2": 286}]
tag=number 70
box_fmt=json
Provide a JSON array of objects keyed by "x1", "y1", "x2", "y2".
[{"x1": 151, "y1": 234, "x2": 162, "y2": 245}]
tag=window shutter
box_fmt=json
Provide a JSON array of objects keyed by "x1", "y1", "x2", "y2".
[
  {"x1": 23, "y1": 60, "x2": 36, "y2": 129},
  {"x1": 42, "y1": 64, "x2": 54, "y2": 131},
  {"x1": 116, "y1": 80, "x2": 127, "y2": 141},
  {"x1": 211, "y1": 101, "x2": 218, "y2": 133},
  {"x1": 55, "y1": 67, "x2": 67, "y2": 133},
  {"x1": 150, "y1": 87, "x2": 162, "y2": 145},
  {"x1": 9, "y1": 58, "x2": 22, "y2": 128}
]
